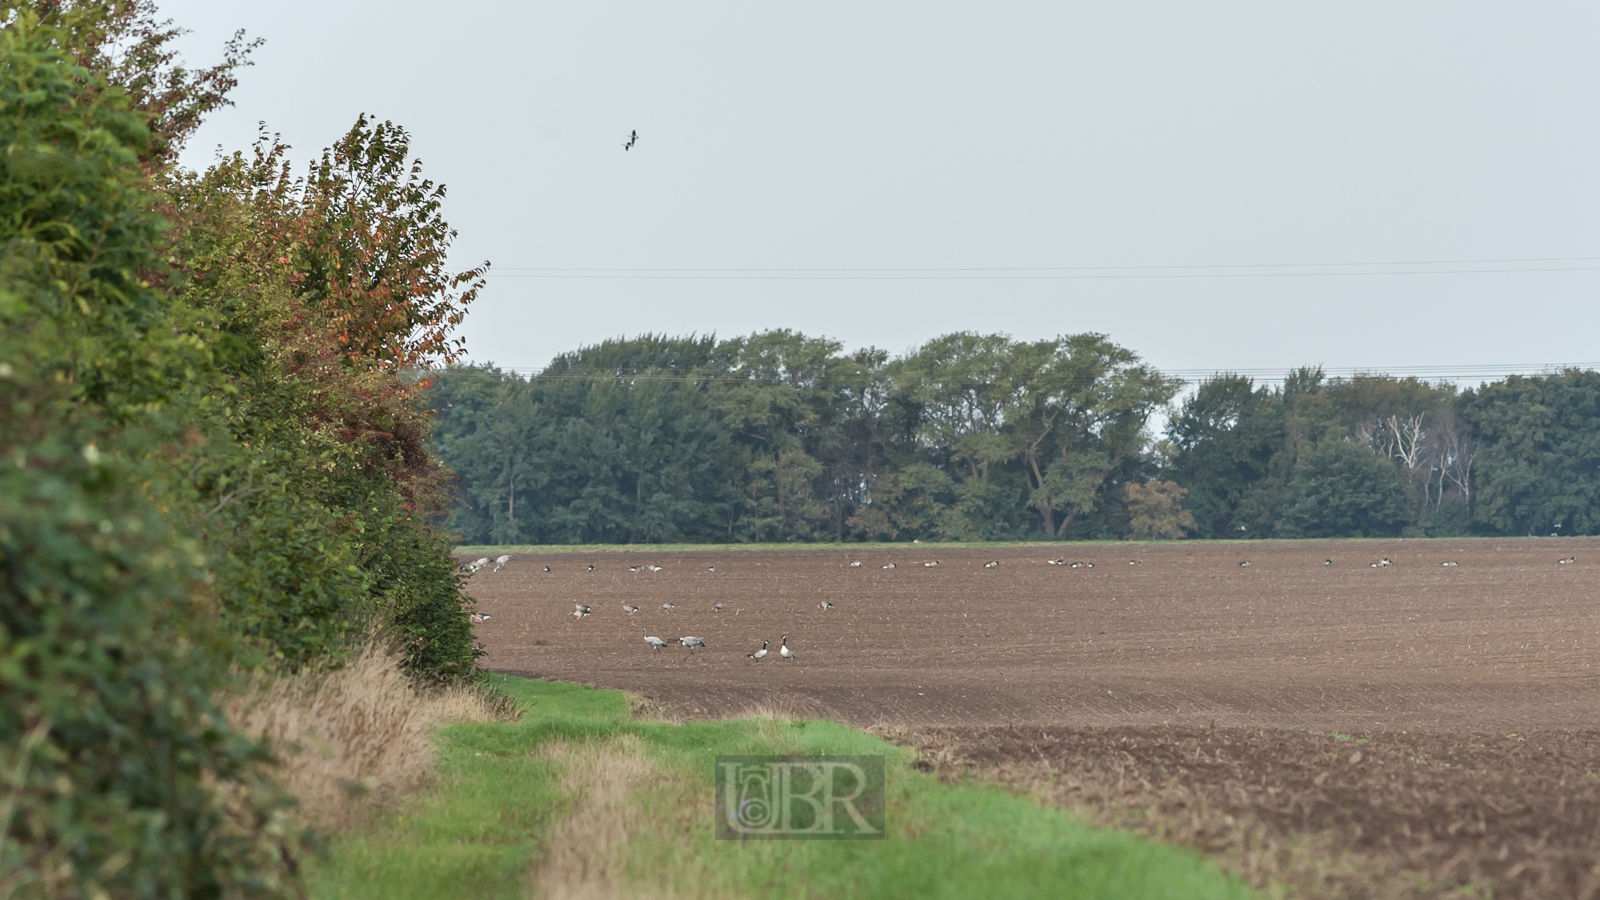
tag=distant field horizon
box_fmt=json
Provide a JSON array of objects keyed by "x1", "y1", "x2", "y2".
[{"x1": 455, "y1": 533, "x2": 1585, "y2": 555}]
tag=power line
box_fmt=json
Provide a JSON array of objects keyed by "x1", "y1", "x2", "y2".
[
  {"x1": 474, "y1": 362, "x2": 1600, "y2": 386},
  {"x1": 480, "y1": 266, "x2": 1600, "y2": 281},
  {"x1": 467, "y1": 255, "x2": 1600, "y2": 281}
]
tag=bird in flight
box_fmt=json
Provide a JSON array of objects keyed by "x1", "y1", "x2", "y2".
[{"x1": 624, "y1": 130, "x2": 638, "y2": 151}]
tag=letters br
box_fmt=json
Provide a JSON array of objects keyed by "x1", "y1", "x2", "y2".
[{"x1": 714, "y1": 755, "x2": 886, "y2": 840}]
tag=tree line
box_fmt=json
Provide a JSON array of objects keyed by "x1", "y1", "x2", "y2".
[
  {"x1": 430, "y1": 335, "x2": 1600, "y2": 543},
  {"x1": 3, "y1": 3, "x2": 482, "y2": 895}
]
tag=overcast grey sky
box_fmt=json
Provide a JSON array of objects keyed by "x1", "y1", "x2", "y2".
[{"x1": 163, "y1": 2, "x2": 1600, "y2": 383}]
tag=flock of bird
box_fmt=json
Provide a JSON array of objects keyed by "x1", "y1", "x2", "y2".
[
  {"x1": 462, "y1": 555, "x2": 806, "y2": 661},
  {"x1": 470, "y1": 551, "x2": 1583, "y2": 576},
  {"x1": 638, "y1": 629, "x2": 717, "y2": 656},
  {"x1": 464, "y1": 550, "x2": 1580, "y2": 659},
  {"x1": 461, "y1": 554, "x2": 513, "y2": 574}
]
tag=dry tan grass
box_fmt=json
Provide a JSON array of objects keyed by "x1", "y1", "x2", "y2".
[
  {"x1": 723, "y1": 703, "x2": 812, "y2": 750},
  {"x1": 532, "y1": 736, "x2": 659, "y2": 900},
  {"x1": 531, "y1": 736, "x2": 747, "y2": 900},
  {"x1": 625, "y1": 691, "x2": 678, "y2": 723},
  {"x1": 222, "y1": 642, "x2": 507, "y2": 830},
  {"x1": 728, "y1": 702, "x2": 803, "y2": 722}
]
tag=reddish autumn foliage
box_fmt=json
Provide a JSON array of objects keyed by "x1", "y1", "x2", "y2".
[
  {"x1": 301, "y1": 115, "x2": 488, "y2": 372},
  {"x1": 169, "y1": 121, "x2": 484, "y2": 513}
]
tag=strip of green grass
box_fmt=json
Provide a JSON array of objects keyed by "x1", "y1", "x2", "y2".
[
  {"x1": 456, "y1": 535, "x2": 1522, "y2": 555},
  {"x1": 309, "y1": 676, "x2": 1254, "y2": 900},
  {"x1": 455, "y1": 540, "x2": 1080, "y2": 555}
]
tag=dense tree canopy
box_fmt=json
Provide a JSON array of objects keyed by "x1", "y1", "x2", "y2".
[
  {"x1": 435, "y1": 353, "x2": 1600, "y2": 544},
  {"x1": 431, "y1": 333, "x2": 1176, "y2": 543},
  {"x1": 1461, "y1": 370, "x2": 1600, "y2": 536}
]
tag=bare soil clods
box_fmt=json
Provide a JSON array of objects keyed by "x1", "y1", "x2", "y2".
[
  {"x1": 464, "y1": 538, "x2": 1600, "y2": 896},
  {"x1": 898, "y1": 726, "x2": 1600, "y2": 899}
]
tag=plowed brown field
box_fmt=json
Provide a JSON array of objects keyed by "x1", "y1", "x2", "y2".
[
  {"x1": 466, "y1": 538, "x2": 1600, "y2": 731},
  {"x1": 464, "y1": 538, "x2": 1600, "y2": 898}
]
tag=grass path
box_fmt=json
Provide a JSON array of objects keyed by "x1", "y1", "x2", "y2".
[{"x1": 309, "y1": 677, "x2": 1255, "y2": 900}]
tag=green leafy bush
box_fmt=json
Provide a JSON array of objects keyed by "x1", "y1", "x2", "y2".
[
  {"x1": 0, "y1": 11, "x2": 307, "y2": 895},
  {"x1": 0, "y1": 394, "x2": 308, "y2": 899}
]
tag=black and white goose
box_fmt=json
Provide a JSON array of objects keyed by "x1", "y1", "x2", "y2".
[
  {"x1": 748, "y1": 640, "x2": 769, "y2": 661},
  {"x1": 628, "y1": 565, "x2": 644, "y2": 573},
  {"x1": 622, "y1": 603, "x2": 639, "y2": 614},
  {"x1": 984, "y1": 560, "x2": 1000, "y2": 568},
  {"x1": 778, "y1": 635, "x2": 796, "y2": 661},
  {"x1": 1048, "y1": 558, "x2": 1065, "y2": 566},
  {"x1": 1442, "y1": 561, "x2": 1459, "y2": 567},
  {"x1": 469, "y1": 556, "x2": 490, "y2": 573},
  {"x1": 882, "y1": 563, "x2": 897, "y2": 570},
  {"x1": 572, "y1": 604, "x2": 592, "y2": 618},
  {"x1": 713, "y1": 602, "x2": 725, "y2": 612},
  {"x1": 493, "y1": 554, "x2": 513, "y2": 572},
  {"x1": 543, "y1": 565, "x2": 552, "y2": 573},
  {"x1": 647, "y1": 564, "x2": 664, "y2": 572},
  {"x1": 679, "y1": 636, "x2": 706, "y2": 654},
  {"x1": 1380, "y1": 558, "x2": 1392, "y2": 567},
  {"x1": 661, "y1": 602, "x2": 676, "y2": 612},
  {"x1": 1560, "y1": 556, "x2": 1577, "y2": 565},
  {"x1": 642, "y1": 628, "x2": 669, "y2": 652},
  {"x1": 924, "y1": 560, "x2": 940, "y2": 567},
  {"x1": 819, "y1": 601, "x2": 834, "y2": 610},
  {"x1": 1238, "y1": 560, "x2": 1251, "y2": 567},
  {"x1": 707, "y1": 566, "x2": 717, "y2": 573},
  {"x1": 587, "y1": 564, "x2": 596, "y2": 572},
  {"x1": 1128, "y1": 560, "x2": 1141, "y2": 566},
  {"x1": 849, "y1": 560, "x2": 863, "y2": 568},
  {"x1": 1324, "y1": 559, "x2": 1332, "y2": 566},
  {"x1": 469, "y1": 613, "x2": 491, "y2": 624}
]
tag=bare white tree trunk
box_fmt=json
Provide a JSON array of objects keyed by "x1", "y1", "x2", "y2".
[
  {"x1": 1387, "y1": 413, "x2": 1427, "y2": 469},
  {"x1": 1434, "y1": 413, "x2": 1476, "y2": 507}
]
